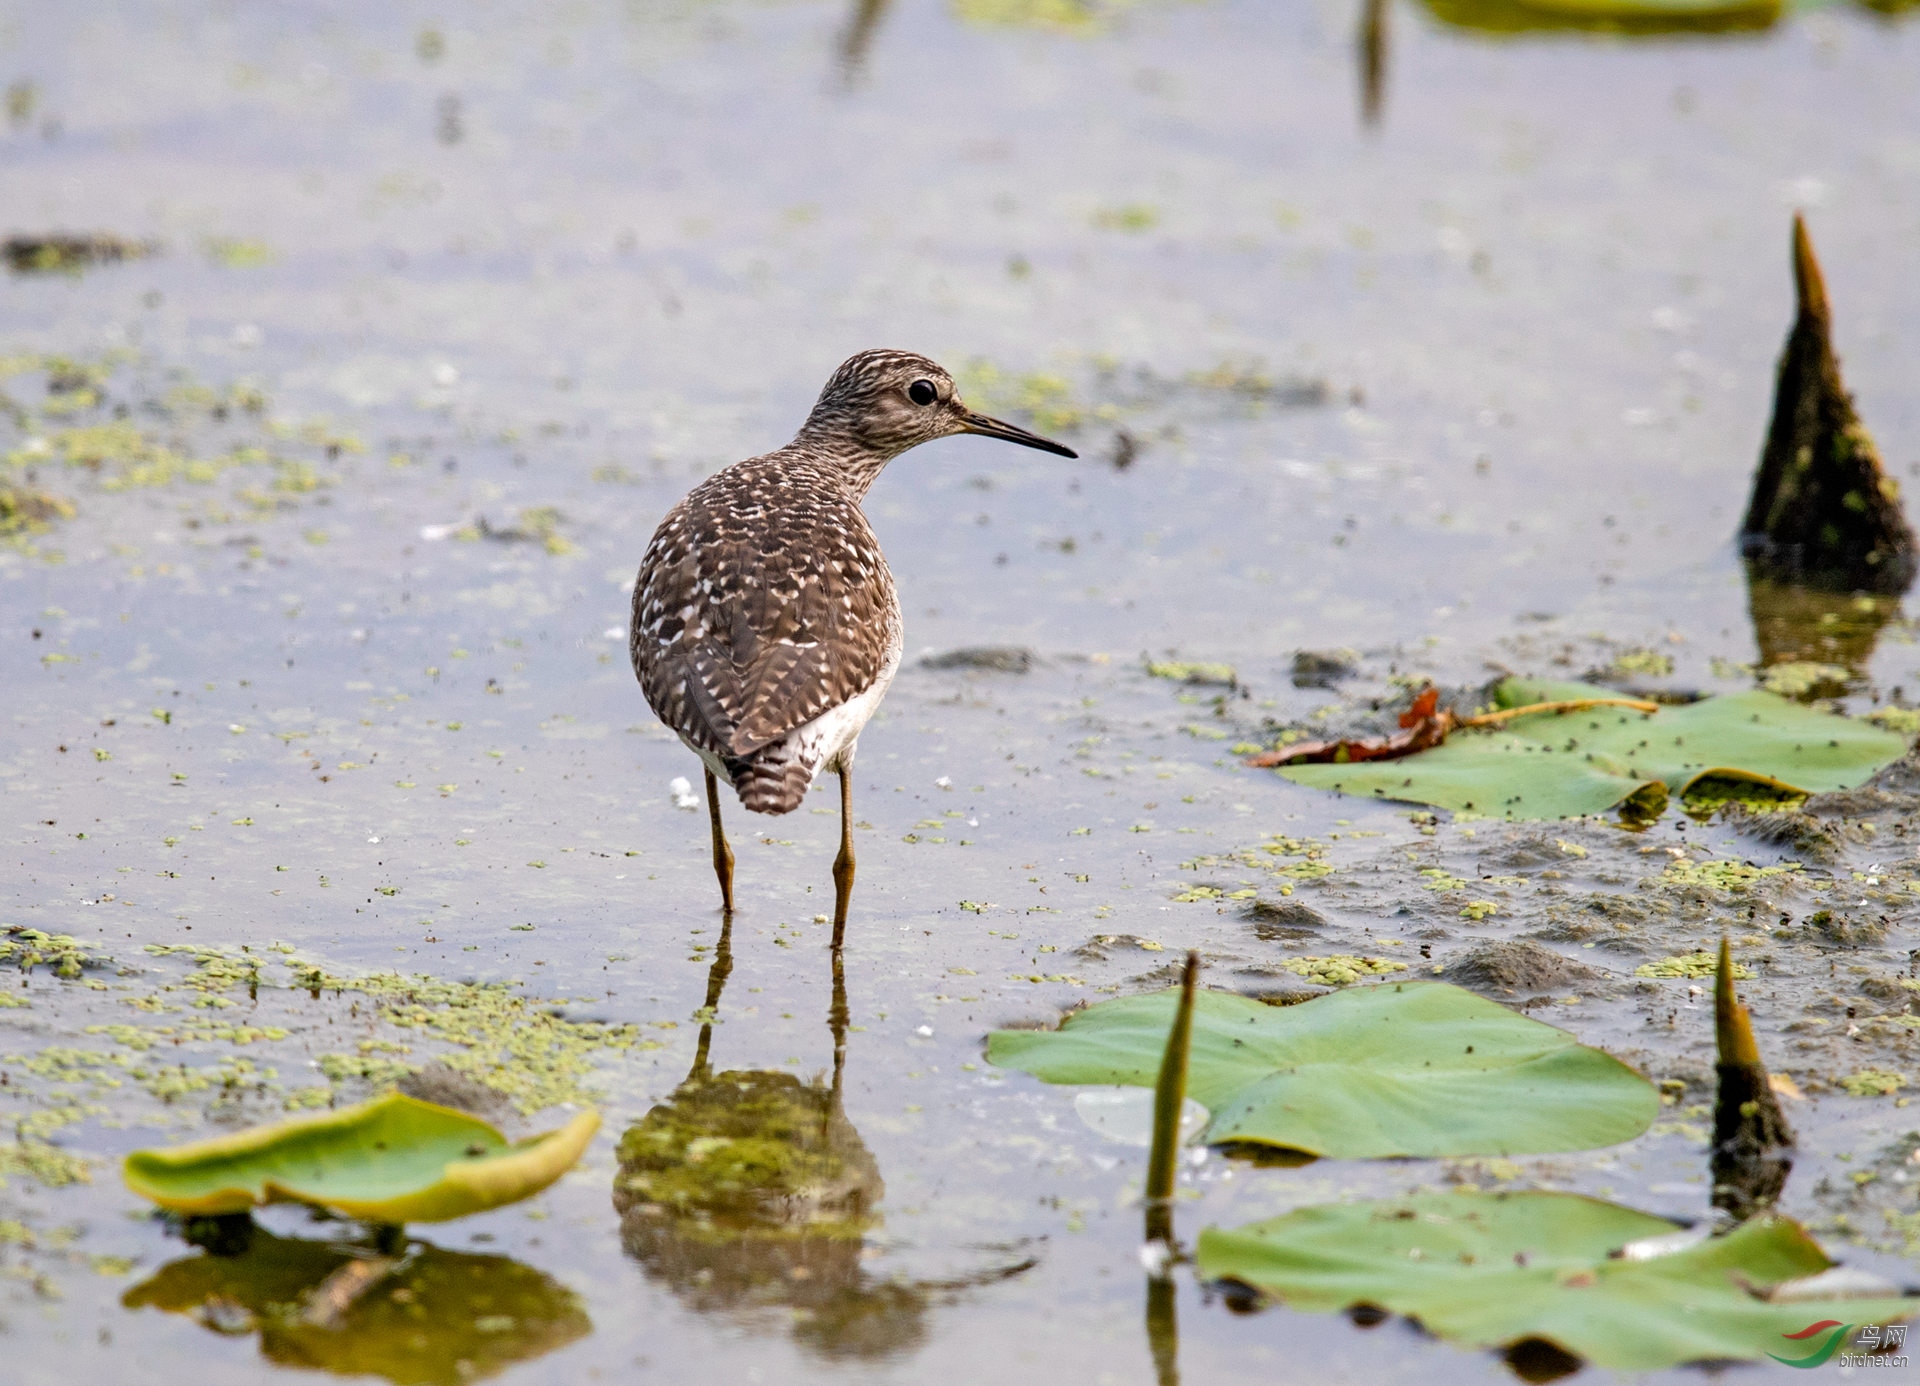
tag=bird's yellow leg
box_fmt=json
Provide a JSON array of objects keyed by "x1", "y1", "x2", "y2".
[
  {"x1": 704, "y1": 767, "x2": 735, "y2": 915},
  {"x1": 831, "y1": 762, "x2": 856, "y2": 945}
]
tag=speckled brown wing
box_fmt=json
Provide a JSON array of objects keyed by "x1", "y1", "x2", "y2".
[{"x1": 631, "y1": 453, "x2": 899, "y2": 762}]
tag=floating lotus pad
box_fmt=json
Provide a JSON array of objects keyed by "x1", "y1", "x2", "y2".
[
  {"x1": 123, "y1": 1092, "x2": 598, "y2": 1222},
  {"x1": 1198, "y1": 1191, "x2": 1917, "y2": 1371},
  {"x1": 987, "y1": 981, "x2": 1657, "y2": 1159},
  {"x1": 1274, "y1": 678, "x2": 1906, "y2": 820}
]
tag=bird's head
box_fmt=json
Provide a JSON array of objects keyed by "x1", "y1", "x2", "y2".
[{"x1": 797, "y1": 349, "x2": 1078, "y2": 473}]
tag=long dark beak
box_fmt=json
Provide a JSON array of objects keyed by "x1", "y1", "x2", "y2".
[{"x1": 959, "y1": 410, "x2": 1078, "y2": 459}]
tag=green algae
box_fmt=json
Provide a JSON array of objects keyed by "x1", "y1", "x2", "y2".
[
  {"x1": 2, "y1": 929, "x2": 95, "y2": 978},
  {"x1": 1608, "y1": 649, "x2": 1674, "y2": 678},
  {"x1": 2, "y1": 945, "x2": 660, "y2": 1182},
  {"x1": 955, "y1": 360, "x2": 1092, "y2": 434},
  {"x1": 201, "y1": 237, "x2": 275, "y2": 268},
  {"x1": 1146, "y1": 658, "x2": 1238, "y2": 687},
  {"x1": 85, "y1": 1022, "x2": 288, "y2": 1050},
  {"x1": 11, "y1": 418, "x2": 253, "y2": 491},
  {"x1": 0, "y1": 1142, "x2": 93, "y2": 1188},
  {"x1": 442, "y1": 506, "x2": 575, "y2": 556},
  {"x1": 316, "y1": 1053, "x2": 418, "y2": 1088},
  {"x1": 1760, "y1": 661, "x2": 1854, "y2": 698},
  {"x1": 1866, "y1": 706, "x2": 1920, "y2": 736},
  {"x1": 19, "y1": 1047, "x2": 126, "y2": 1083},
  {"x1": 1171, "y1": 885, "x2": 1258, "y2": 903},
  {"x1": 1182, "y1": 835, "x2": 1332, "y2": 893},
  {"x1": 137, "y1": 1055, "x2": 274, "y2": 1104},
  {"x1": 1280, "y1": 955, "x2": 1407, "y2": 986},
  {"x1": 950, "y1": 0, "x2": 1155, "y2": 32},
  {"x1": 1655, "y1": 857, "x2": 1799, "y2": 893},
  {"x1": 1092, "y1": 204, "x2": 1159, "y2": 232},
  {"x1": 311, "y1": 970, "x2": 657, "y2": 1114},
  {"x1": 0, "y1": 484, "x2": 74, "y2": 536},
  {"x1": 1840, "y1": 1069, "x2": 1905, "y2": 1097},
  {"x1": 0, "y1": 354, "x2": 347, "y2": 531},
  {"x1": 286, "y1": 957, "x2": 661, "y2": 1112},
  {"x1": 145, "y1": 944, "x2": 264, "y2": 993},
  {"x1": 1635, "y1": 952, "x2": 1757, "y2": 980}
]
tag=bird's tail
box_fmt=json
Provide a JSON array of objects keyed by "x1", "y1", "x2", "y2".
[{"x1": 725, "y1": 751, "x2": 814, "y2": 815}]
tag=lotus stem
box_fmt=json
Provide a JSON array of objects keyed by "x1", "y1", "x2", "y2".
[
  {"x1": 1714, "y1": 936, "x2": 1762, "y2": 1068},
  {"x1": 1791, "y1": 211, "x2": 1829, "y2": 326},
  {"x1": 1145, "y1": 951, "x2": 1200, "y2": 1245},
  {"x1": 1740, "y1": 213, "x2": 1915, "y2": 591},
  {"x1": 1711, "y1": 936, "x2": 1795, "y2": 1220},
  {"x1": 1458, "y1": 697, "x2": 1659, "y2": 729}
]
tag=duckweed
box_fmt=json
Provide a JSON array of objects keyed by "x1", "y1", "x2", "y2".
[
  {"x1": 1759, "y1": 661, "x2": 1852, "y2": 698},
  {"x1": 1609, "y1": 649, "x2": 1674, "y2": 678},
  {"x1": 1866, "y1": 706, "x2": 1920, "y2": 736},
  {"x1": 1841, "y1": 1070, "x2": 1905, "y2": 1097},
  {"x1": 955, "y1": 360, "x2": 1089, "y2": 434},
  {"x1": 1, "y1": 929, "x2": 94, "y2": 978},
  {"x1": 1280, "y1": 956, "x2": 1407, "y2": 986},
  {"x1": 1145, "y1": 659, "x2": 1237, "y2": 687},
  {"x1": 1634, "y1": 952, "x2": 1757, "y2": 980},
  {"x1": 1656, "y1": 858, "x2": 1798, "y2": 892},
  {"x1": 0, "y1": 1142, "x2": 93, "y2": 1188}
]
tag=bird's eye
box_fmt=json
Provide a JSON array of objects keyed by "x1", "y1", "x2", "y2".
[{"x1": 907, "y1": 379, "x2": 938, "y2": 406}]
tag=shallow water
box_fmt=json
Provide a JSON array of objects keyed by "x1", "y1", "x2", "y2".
[{"x1": 3, "y1": 1, "x2": 1920, "y2": 1382}]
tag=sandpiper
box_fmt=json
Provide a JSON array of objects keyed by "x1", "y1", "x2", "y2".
[{"x1": 630, "y1": 349, "x2": 1077, "y2": 934}]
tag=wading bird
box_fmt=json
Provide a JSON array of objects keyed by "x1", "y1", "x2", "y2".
[{"x1": 630, "y1": 349, "x2": 1077, "y2": 937}]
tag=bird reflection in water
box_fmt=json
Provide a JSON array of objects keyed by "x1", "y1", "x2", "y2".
[{"x1": 614, "y1": 918, "x2": 1034, "y2": 1360}]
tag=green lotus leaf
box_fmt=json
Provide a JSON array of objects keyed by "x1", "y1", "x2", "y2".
[
  {"x1": 1197, "y1": 1191, "x2": 1918, "y2": 1371},
  {"x1": 987, "y1": 981, "x2": 1657, "y2": 1158},
  {"x1": 1276, "y1": 677, "x2": 1906, "y2": 820},
  {"x1": 123, "y1": 1092, "x2": 598, "y2": 1222}
]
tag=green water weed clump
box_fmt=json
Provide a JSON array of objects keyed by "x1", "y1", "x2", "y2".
[
  {"x1": 2, "y1": 928, "x2": 95, "y2": 978},
  {"x1": 1280, "y1": 955, "x2": 1407, "y2": 986},
  {"x1": 1636, "y1": 951, "x2": 1756, "y2": 980}
]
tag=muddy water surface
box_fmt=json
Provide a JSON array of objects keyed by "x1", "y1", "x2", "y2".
[{"x1": 3, "y1": 1, "x2": 1920, "y2": 1382}]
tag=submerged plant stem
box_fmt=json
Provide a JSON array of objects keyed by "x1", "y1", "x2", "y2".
[{"x1": 1145, "y1": 1272, "x2": 1180, "y2": 1386}]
